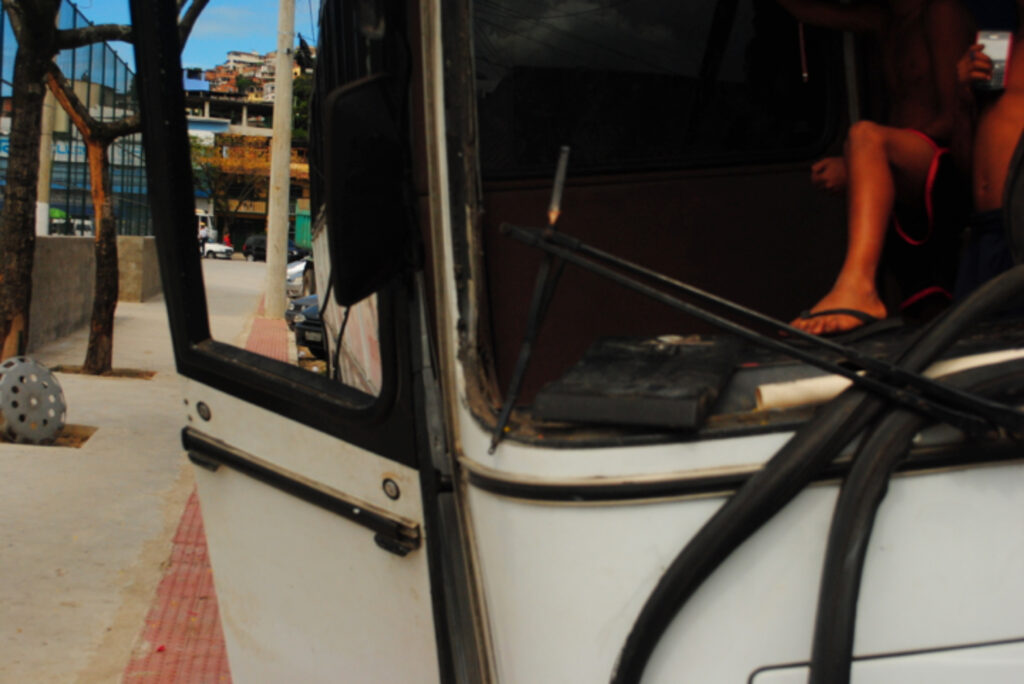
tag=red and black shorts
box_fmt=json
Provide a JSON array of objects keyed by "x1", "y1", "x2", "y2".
[{"x1": 885, "y1": 130, "x2": 970, "y2": 319}]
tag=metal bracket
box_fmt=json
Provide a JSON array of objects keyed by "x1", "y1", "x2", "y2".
[{"x1": 182, "y1": 428, "x2": 421, "y2": 555}]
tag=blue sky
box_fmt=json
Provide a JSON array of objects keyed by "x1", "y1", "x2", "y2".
[{"x1": 73, "y1": 0, "x2": 319, "y2": 70}]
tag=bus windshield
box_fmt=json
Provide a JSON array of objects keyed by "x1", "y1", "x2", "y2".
[{"x1": 473, "y1": 0, "x2": 839, "y2": 177}]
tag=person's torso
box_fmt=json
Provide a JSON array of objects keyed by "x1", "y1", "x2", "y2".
[
  {"x1": 881, "y1": 9, "x2": 943, "y2": 131},
  {"x1": 973, "y1": 30, "x2": 1024, "y2": 210}
]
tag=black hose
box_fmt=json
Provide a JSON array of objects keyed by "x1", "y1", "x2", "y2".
[
  {"x1": 611, "y1": 265, "x2": 1024, "y2": 683},
  {"x1": 810, "y1": 358, "x2": 1024, "y2": 684}
]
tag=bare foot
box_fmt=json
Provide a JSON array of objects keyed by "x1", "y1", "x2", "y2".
[{"x1": 790, "y1": 286, "x2": 887, "y2": 336}]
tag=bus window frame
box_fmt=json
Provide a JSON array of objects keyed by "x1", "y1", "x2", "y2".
[
  {"x1": 470, "y1": 0, "x2": 846, "y2": 181},
  {"x1": 130, "y1": 0, "x2": 418, "y2": 467}
]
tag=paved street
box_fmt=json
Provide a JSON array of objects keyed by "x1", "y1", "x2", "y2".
[
  {"x1": 201, "y1": 257, "x2": 268, "y2": 346},
  {"x1": 0, "y1": 258, "x2": 266, "y2": 683}
]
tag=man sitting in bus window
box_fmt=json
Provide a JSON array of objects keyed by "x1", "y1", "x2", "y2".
[
  {"x1": 775, "y1": 0, "x2": 974, "y2": 336},
  {"x1": 953, "y1": 4, "x2": 1024, "y2": 303}
]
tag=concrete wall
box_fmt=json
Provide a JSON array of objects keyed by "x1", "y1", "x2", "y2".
[
  {"x1": 28, "y1": 237, "x2": 95, "y2": 352},
  {"x1": 26, "y1": 236, "x2": 163, "y2": 353},
  {"x1": 118, "y1": 236, "x2": 161, "y2": 302}
]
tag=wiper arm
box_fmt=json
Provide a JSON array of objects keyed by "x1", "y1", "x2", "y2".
[
  {"x1": 489, "y1": 146, "x2": 571, "y2": 454},
  {"x1": 501, "y1": 222, "x2": 1024, "y2": 438}
]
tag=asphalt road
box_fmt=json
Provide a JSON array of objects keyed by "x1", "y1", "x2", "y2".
[{"x1": 202, "y1": 256, "x2": 268, "y2": 345}]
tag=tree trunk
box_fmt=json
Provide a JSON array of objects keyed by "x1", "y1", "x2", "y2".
[
  {"x1": 82, "y1": 139, "x2": 118, "y2": 374},
  {"x1": 215, "y1": 199, "x2": 232, "y2": 239},
  {"x1": 0, "y1": 49, "x2": 50, "y2": 360},
  {"x1": 45, "y1": 73, "x2": 121, "y2": 375}
]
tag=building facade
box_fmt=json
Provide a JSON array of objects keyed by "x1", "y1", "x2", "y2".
[{"x1": 0, "y1": 0, "x2": 151, "y2": 236}]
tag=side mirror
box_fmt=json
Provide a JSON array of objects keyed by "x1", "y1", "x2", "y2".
[{"x1": 323, "y1": 73, "x2": 411, "y2": 306}]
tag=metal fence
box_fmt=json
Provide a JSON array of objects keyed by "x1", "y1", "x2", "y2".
[{"x1": 0, "y1": 0, "x2": 151, "y2": 236}]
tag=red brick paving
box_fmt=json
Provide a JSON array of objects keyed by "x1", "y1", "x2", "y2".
[
  {"x1": 123, "y1": 310, "x2": 291, "y2": 682},
  {"x1": 122, "y1": 491, "x2": 231, "y2": 683},
  {"x1": 245, "y1": 318, "x2": 290, "y2": 362}
]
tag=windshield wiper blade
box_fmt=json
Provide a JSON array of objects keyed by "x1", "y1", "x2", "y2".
[
  {"x1": 489, "y1": 147, "x2": 571, "y2": 454},
  {"x1": 501, "y1": 222, "x2": 1024, "y2": 437}
]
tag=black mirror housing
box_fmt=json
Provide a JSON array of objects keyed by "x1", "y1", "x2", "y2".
[{"x1": 323, "y1": 73, "x2": 410, "y2": 306}]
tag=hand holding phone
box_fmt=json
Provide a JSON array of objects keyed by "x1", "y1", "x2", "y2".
[{"x1": 977, "y1": 30, "x2": 1013, "y2": 90}]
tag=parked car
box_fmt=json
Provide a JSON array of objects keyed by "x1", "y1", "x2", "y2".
[
  {"x1": 285, "y1": 294, "x2": 317, "y2": 330},
  {"x1": 293, "y1": 298, "x2": 326, "y2": 359},
  {"x1": 202, "y1": 241, "x2": 234, "y2": 259},
  {"x1": 286, "y1": 258, "x2": 309, "y2": 296},
  {"x1": 285, "y1": 258, "x2": 315, "y2": 298},
  {"x1": 242, "y1": 234, "x2": 310, "y2": 262}
]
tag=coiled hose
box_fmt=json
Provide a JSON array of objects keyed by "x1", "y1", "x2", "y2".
[
  {"x1": 810, "y1": 357, "x2": 1024, "y2": 684},
  {"x1": 611, "y1": 265, "x2": 1024, "y2": 683}
]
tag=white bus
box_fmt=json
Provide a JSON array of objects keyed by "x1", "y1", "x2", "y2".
[{"x1": 131, "y1": 1, "x2": 1024, "y2": 681}]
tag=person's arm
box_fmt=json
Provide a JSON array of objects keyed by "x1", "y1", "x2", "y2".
[
  {"x1": 811, "y1": 156, "x2": 848, "y2": 192},
  {"x1": 950, "y1": 44, "x2": 991, "y2": 178},
  {"x1": 922, "y1": 0, "x2": 977, "y2": 141},
  {"x1": 774, "y1": 0, "x2": 885, "y2": 33}
]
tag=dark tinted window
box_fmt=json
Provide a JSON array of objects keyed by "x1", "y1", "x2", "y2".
[
  {"x1": 310, "y1": 0, "x2": 395, "y2": 212},
  {"x1": 474, "y1": 0, "x2": 841, "y2": 177}
]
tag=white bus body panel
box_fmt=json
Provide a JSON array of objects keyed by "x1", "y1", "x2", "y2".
[
  {"x1": 461, "y1": 414, "x2": 1024, "y2": 682},
  {"x1": 753, "y1": 640, "x2": 1024, "y2": 682},
  {"x1": 183, "y1": 380, "x2": 441, "y2": 683}
]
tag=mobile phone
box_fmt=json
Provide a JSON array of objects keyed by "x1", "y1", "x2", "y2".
[{"x1": 977, "y1": 30, "x2": 1013, "y2": 90}]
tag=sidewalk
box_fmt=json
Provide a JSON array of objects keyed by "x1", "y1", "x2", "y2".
[
  {"x1": 121, "y1": 302, "x2": 291, "y2": 684},
  {"x1": 0, "y1": 262, "x2": 288, "y2": 683}
]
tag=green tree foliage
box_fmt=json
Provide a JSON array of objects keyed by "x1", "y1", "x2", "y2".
[
  {"x1": 292, "y1": 73, "x2": 312, "y2": 143},
  {"x1": 235, "y1": 75, "x2": 255, "y2": 95}
]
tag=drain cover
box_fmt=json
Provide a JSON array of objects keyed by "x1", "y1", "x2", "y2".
[{"x1": 0, "y1": 357, "x2": 66, "y2": 444}]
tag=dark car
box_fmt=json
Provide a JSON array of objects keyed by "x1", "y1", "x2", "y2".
[
  {"x1": 242, "y1": 234, "x2": 265, "y2": 261},
  {"x1": 242, "y1": 234, "x2": 310, "y2": 262},
  {"x1": 293, "y1": 299, "x2": 326, "y2": 359}
]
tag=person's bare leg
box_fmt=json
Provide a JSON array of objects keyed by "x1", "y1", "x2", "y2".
[{"x1": 791, "y1": 122, "x2": 936, "y2": 335}]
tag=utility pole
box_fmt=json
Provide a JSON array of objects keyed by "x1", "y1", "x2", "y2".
[
  {"x1": 35, "y1": 89, "x2": 56, "y2": 236},
  {"x1": 264, "y1": 0, "x2": 295, "y2": 318}
]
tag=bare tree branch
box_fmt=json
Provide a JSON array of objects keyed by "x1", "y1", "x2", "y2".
[
  {"x1": 3, "y1": 0, "x2": 60, "y2": 51},
  {"x1": 56, "y1": 23, "x2": 133, "y2": 51},
  {"x1": 44, "y1": 63, "x2": 99, "y2": 139},
  {"x1": 179, "y1": 0, "x2": 212, "y2": 49},
  {"x1": 1, "y1": 1, "x2": 29, "y2": 45},
  {"x1": 94, "y1": 114, "x2": 143, "y2": 142}
]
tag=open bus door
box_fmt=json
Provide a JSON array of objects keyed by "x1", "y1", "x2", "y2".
[{"x1": 127, "y1": 2, "x2": 480, "y2": 681}]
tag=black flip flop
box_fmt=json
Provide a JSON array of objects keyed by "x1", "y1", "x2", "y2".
[{"x1": 796, "y1": 308, "x2": 903, "y2": 343}]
